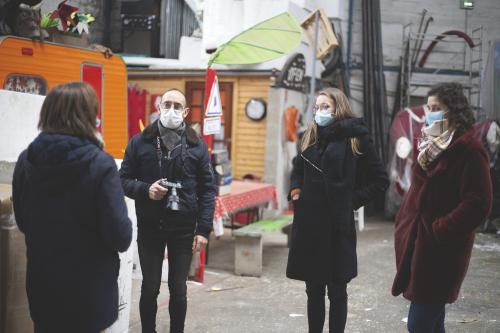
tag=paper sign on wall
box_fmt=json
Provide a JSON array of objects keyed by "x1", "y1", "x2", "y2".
[{"x1": 203, "y1": 116, "x2": 222, "y2": 135}]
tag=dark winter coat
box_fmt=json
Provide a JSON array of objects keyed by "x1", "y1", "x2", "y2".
[
  {"x1": 286, "y1": 118, "x2": 389, "y2": 283},
  {"x1": 119, "y1": 120, "x2": 216, "y2": 238},
  {"x1": 12, "y1": 133, "x2": 132, "y2": 333},
  {"x1": 392, "y1": 128, "x2": 492, "y2": 303}
]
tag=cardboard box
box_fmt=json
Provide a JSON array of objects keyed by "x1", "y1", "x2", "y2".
[
  {"x1": 0, "y1": 183, "x2": 138, "y2": 333},
  {"x1": 0, "y1": 184, "x2": 33, "y2": 333}
]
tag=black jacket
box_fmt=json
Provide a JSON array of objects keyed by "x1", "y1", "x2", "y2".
[
  {"x1": 12, "y1": 133, "x2": 132, "y2": 333},
  {"x1": 286, "y1": 118, "x2": 388, "y2": 283},
  {"x1": 119, "y1": 121, "x2": 216, "y2": 237}
]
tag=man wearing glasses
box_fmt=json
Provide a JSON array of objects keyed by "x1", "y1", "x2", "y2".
[{"x1": 119, "y1": 89, "x2": 216, "y2": 333}]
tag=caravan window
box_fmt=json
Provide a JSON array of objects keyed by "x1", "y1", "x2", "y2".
[{"x1": 3, "y1": 75, "x2": 47, "y2": 95}]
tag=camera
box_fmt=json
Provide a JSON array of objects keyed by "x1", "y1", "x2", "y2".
[{"x1": 159, "y1": 179, "x2": 183, "y2": 211}]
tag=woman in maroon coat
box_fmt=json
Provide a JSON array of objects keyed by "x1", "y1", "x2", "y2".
[{"x1": 392, "y1": 82, "x2": 492, "y2": 333}]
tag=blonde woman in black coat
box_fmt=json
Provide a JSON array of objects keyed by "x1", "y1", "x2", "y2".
[{"x1": 287, "y1": 88, "x2": 388, "y2": 333}]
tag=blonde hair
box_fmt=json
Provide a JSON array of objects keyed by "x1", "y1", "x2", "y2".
[{"x1": 301, "y1": 87, "x2": 362, "y2": 155}]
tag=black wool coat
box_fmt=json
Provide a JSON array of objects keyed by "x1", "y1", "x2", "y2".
[
  {"x1": 119, "y1": 121, "x2": 216, "y2": 238},
  {"x1": 12, "y1": 133, "x2": 132, "y2": 333},
  {"x1": 286, "y1": 118, "x2": 389, "y2": 283}
]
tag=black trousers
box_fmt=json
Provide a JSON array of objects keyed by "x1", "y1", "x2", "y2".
[
  {"x1": 305, "y1": 281, "x2": 348, "y2": 333},
  {"x1": 138, "y1": 216, "x2": 195, "y2": 333}
]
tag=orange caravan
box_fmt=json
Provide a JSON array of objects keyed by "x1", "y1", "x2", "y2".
[{"x1": 0, "y1": 36, "x2": 128, "y2": 158}]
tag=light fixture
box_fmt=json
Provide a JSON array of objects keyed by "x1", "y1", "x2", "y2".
[{"x1": 460, "y1": 0, "x2": 474, "y2": 9}]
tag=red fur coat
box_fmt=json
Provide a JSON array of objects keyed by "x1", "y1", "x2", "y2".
[{"x1": 392, "y1": 128, "x2": 492, "y2": 303}]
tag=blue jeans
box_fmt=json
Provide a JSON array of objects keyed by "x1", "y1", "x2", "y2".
[{"x1": 407, "y1": 302, "x2": 445, "y2": 333}]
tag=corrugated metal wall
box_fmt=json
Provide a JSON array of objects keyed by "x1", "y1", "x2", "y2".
[{"x1": 161, "y1": 0, "x2": 199, "y2": 59}]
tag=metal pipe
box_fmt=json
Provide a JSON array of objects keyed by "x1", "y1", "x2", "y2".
[
  {"x1": 411, "y1": 9, "x2": 428, "y2": 68},
  {"x1": 375, "y1": 0, "x2": 387, "y2": 160},
  {"x1": 309, "y1": 10, "x2": 320, "y2": 120},
  {"x1": 370, "y1": 0, "x2": 380, "y2": 156},
  {"x1": 412, "y1": 16, "x2": 434, "y2": 71},
  {"x1": 369, "y1": 0, "x2": 376, "y2": 146},
  {"x1": 362, "y1": 0, "x2": 370, "y2": 131},
  {"x1": 346, "y1": 0, "x2": 355, "y2": 97},
  {"x1": 103, "y1": 0, "x2": 113, "y2": 48}
]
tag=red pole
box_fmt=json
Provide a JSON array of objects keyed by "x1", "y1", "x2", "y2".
[{"x1": 193, "y1": 67, "x2": 216, "y2": 283}]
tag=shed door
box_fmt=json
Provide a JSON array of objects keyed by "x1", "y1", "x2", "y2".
[
  {"x1": 185, "y1": 81, "x2": 233, "y2": 158},
  {"x1": 81, "y1": 63, "x2": 103, "y2": 132}
]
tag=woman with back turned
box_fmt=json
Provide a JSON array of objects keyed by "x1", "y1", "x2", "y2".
[{"x1": 12, "y1": 82, "x2": 132, "y2": 333}]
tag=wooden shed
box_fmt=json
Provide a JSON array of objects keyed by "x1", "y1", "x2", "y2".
[{"x1": 127, "y1": 68, "x2": 273, "y2": 179}]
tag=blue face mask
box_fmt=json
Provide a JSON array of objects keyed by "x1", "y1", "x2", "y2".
[
  {"x1": 314, "y1": 110, "x2": 335, "y2": 127},
  {"x1": 425, "y1": 111, "x2": 446, "y2": 126}
]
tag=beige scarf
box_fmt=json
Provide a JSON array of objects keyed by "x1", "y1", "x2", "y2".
[{"x1": 417, "y1": 120, "x2": 455, "y2": 171}]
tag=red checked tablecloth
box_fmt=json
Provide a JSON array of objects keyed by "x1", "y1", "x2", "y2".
[{"x1": 214, "y1": 180, "x2": 277, "y2": 219}]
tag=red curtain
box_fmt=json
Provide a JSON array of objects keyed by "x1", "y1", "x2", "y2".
[{"x1": 127, "y1": 85, "x2": 147, "y2": 139}]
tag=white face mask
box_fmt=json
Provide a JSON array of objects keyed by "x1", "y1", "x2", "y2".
[
  {"x1": 314, "y1": 109, "x2": 335, "y2": 127},
  {"x1": 160, "y1": 107, "x2": 184, "y2": 129}
]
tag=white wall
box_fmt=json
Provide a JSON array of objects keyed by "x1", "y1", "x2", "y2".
[
  {"x1": 203, "y1": 0, "x2": 344, "y2": 46},
  {"x1": 0, "y1": 90, "x2": 44, "y2": 162},
  {"x1": 202, "y1": 0, "x2": 295, "y2": 51},
  {"x1": 200, "y1": 0, "x2": 333, "y2": 78},
  {"x1": 292, "y1": 0, "x2": 344, "y2": 18},
  {"x1": 264, "y1": 87, "x2": 308, "y2": 211}
]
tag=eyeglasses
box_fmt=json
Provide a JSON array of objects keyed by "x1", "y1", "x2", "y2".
[
  {"x1": 160, "y1": 101, "x2": 184, "y2": 111},
  {"x1": 312, "y1": 103, "x2": 331, "y2": 113}
]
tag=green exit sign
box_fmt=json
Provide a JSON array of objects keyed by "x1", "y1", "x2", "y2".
[{"x1": 461, "y1": 0, "x2": 474, "y2": 9}]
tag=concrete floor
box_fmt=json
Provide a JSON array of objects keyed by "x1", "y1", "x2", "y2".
[{"x1": 128, "y1": 217, "x2": 500, "y2": 333}]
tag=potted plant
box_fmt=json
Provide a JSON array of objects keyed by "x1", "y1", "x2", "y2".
[{"x1": 41, "y1": 0, "x2": 94, "y2": 47}]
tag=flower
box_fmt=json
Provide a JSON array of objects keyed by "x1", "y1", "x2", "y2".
[
  {"x1": 71, "y1": 12, "x2": 95, "y2": 35},
  {"x1": 49, "y1": 0, "x2": 79, "y2": 32},
  {"x1": 45, "y1": 1, "x2": 94, "y2": 36}
]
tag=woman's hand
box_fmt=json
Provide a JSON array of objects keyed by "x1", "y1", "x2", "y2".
[{"x1": 291, "y1": 188, "x2": 301, "y2": 201}]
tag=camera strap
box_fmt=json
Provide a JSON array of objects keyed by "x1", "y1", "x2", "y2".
[
  {"x1": 156, "y1": 136, "x2": 162, "y2": 174},
  {"x1": 156, "y1": 135, "x2": 188, "y2": 178}
]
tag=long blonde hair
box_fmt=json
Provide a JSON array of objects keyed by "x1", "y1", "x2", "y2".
[{"x1": 301, "y1": 87, "x2": 362, "y2": 155}]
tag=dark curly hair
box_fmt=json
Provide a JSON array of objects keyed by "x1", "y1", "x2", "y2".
[{"x1": 427, "y1": 82, "x2": 475, "y2": 133}]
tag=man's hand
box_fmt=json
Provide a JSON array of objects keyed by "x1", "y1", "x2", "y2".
[
  {"x1": 149, "y1": 180, "x2": 168, "y2": 200},
  {"x1": 192, "y1": 235, "x2": 208, "y2": 253}
]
